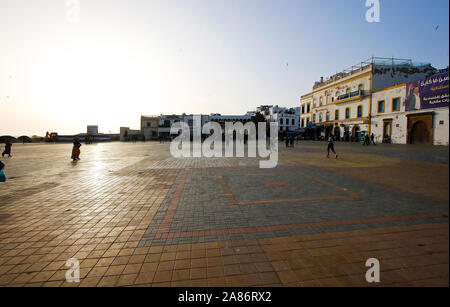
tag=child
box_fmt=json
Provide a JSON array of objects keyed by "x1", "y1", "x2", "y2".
[{"x1": 0, "y1": 161, "x2": 6, "y2": 182}]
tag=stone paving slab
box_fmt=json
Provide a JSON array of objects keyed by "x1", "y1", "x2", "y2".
[{"x1": 0, "y1": 142, "x2": 448, "y2": 287}]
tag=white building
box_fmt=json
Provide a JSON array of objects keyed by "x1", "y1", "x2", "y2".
[
  {"x1": 257, "y1": 105, "x2": 300, "y2": 132},
  {"x1": 371, "y1": 72, "x2": 449, "y2": 145},
  {"x1": 300, "y1": 57, "x2": 438, "y2": 141}
]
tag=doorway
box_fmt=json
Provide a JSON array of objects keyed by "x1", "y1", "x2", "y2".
[{"x1": 410, "y1": 121, "x2": 430, "y2": 144}]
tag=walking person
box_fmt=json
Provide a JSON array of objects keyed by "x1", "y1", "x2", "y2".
[
  {"x1": 71, "y1": 137, "x2": 82, "y2": 162},
  {"x1": 371, "y1": 133, "x2": 376, "y2": 145},
  {"x1": 327, "y1": 135, "x2": 338, "y2": 159},
  {"x1": 0, "y1": 160, "x2": 6, "y2": 182},
  {"x1": 2, "y1": 140, "x2": 12, "y2": 158},
  {"x1": 363, "y1": 134, "x2": 370, "y2": 146}
]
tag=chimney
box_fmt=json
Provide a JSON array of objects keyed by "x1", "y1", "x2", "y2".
[{"x1": 320, "y1": 77, "x2": 324, "y2": 83}]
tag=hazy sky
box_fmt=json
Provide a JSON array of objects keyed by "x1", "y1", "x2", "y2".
[{"x1": 1, "y1": 0, "x2": 449, "y2": 136}]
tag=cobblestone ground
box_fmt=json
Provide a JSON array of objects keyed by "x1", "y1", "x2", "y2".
[{"x1": 0, "y1": 141, "x2": 448, "y2": 287}]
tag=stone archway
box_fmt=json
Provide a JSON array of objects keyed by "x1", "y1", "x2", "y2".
[
  {"x1": 407, "y1": 113, "x2": 434, "y2": 145},
  {"x1": 352, "y1": 125, "x2": 361, "y2": 142},
  {"x1": 410, "y1": 121, "x2": 430, "y2": 144}
]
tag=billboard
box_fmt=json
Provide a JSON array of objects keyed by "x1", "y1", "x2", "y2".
[{"x1": 405, "y1": 72, "x2": 449, "y2": 111}]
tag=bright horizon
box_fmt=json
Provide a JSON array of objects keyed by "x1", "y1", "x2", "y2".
[{"x1": 1, "y1": 0, "x2": 449, "y2": 137}]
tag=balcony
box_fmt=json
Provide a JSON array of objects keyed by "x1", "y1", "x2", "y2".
[{"x1": 336, "y1": 90, "x2": 368, "y2": 104}]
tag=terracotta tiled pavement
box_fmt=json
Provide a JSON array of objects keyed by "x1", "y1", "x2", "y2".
[{"x1": 0, "y1": 142, "x2": 448, "y2": 287}]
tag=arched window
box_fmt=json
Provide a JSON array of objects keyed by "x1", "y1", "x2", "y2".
[
  {"x1": 357, "y1": 105, "x2": 363, "y2": 118},
  {"x1": 358, "y1": 84, "x2": 364, "y2": 92},
  {"x1": 345, "y1": 108, "x2": 350, "y2": 119},
  {"x1": 335, "y1": 110, "x2": 339, "y2": 120}
]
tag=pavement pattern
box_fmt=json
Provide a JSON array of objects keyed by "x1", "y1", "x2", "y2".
[{"x1": 0, "y1": 141, "x2": 448, "y2": 287}]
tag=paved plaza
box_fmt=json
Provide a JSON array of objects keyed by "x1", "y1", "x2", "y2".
[{"x1": 0, "y1": 141, "x2": 448, "y2": 287}]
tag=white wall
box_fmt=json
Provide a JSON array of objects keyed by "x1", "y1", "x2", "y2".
[{"x1": 433, "y1": 108, "x2": 449, "y2": 146}]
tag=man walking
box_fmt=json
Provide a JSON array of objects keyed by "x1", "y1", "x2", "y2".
[
  {"x1": 371, "y1": 133, "x2": 376, "y2": 145},
  {"x1": 327, "y1": 135, "x2": 338, "y2": 159}
]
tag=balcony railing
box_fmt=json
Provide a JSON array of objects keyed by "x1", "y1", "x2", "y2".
[{"x1": 337, "y1": 90, "x2": 367, "y2": 102}]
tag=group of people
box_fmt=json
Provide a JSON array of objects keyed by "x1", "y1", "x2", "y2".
[{"x1": 363, "y1": 133, "x2": 377, "y2": 146}]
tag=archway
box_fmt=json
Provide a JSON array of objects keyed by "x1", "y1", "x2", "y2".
[
  {"x1": 352, "y1": 125, "x2": 361, "y2": 142},
  {"x1": 410, "y1": 121, "x2": 430, "y2": 144}
]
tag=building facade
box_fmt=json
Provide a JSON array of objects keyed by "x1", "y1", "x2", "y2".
[
  {"x1": 257, "y1": 105, "x2": 300, "y2": 132},
  {"x1": 141, "y1": 116, "x2": 160, "y2": 140},
  {"x1": 371, "y1": 72, "x2": 449, "y2": 146},
  {"x1": 300, "y1": 57, "x2": 437, "y2": 141}
]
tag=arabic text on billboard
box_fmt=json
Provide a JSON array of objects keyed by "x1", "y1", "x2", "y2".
[{"x1": 405, "y1": 72, "x2": 449, "y2": 111}]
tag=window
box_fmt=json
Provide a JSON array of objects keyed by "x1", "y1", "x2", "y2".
[
  {"x1": 358, "y1": 84, "x2": 364, "y2": 92},
  {"x1": 301, "y1": 119, "x2": 304, "y2": 127},
  {"x1": 307, "y1": 104, "x2": 310, "y2": 113},
  {"x1": 313, "y1": 114, "x2": 316, "y2": 122},
  {"x1": 320, "y1": 96, "x2": 323, "y2": 106},
  {"x1": 319, "y1": 113, "x2": 323, "y2": 122},
  {"x1": 335, "y1": 110, "x2": 339, "y2": 120},
  {"x1": 346, "y1": 88, "x2": 350, "y2": 95},
  {"x1": 392, "y1": 98, "x2": 400, "y2": 112},
  {"x1": 326, "y1": 112, "x2": 330, "y2": 122},
  {"x1": 345, "y1": 108, "x2": 350, "y2": 119},
  {"x1": 302, "y1": 105, "x2": 305, "y2": 114},
  {"x1": 357, "y1": 105, "x2": 363, "y2": 118},
  {"x1": 280, "y1": 118, "x2": 284, "y2": 125},
  {"x1": 292, "y1": 119, "x2": 295, "y2": 125},
  {"x1": 378, "y1": 101, "x2": 385, "y2": 113}
]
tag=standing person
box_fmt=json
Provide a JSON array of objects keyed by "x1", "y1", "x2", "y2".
[
  {"x1": 2, "y1": 140, "x2": 12, "y2": 158},
  {"x1": 363, "y1": 134, "x2": 370, "y2": 146},
  {"x1": 285, "y1": 136, "x2": 289, "y2": 148},
  {"x1": 290, "y1": 136, "x2": 294, "y2": 148},
  {"x1": 0, "y1": 160, "x2": 5, "y2": 182},
  {"x1": 371, "y1": 133, "x2": 376, "y2": 145},
  {"x1": 327, "y1": 135, "x2": 338, "y2": 159},
  {"x1": 71, "y1": 137, "x2": 82, "y2": 162}
]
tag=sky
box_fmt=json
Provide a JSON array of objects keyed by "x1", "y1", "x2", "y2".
[{"x1": 0, "y1": 0, "x2": 449, "y2": 136}]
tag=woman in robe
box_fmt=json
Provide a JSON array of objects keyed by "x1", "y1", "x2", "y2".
[{"x1": 71, "y1": 137, "x2": 82, "y2": 162}]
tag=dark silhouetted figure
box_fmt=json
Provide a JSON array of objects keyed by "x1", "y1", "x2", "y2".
[
  {"x1": 2, "y1": 141, "x2": 12, "y2": 158},
  {"x1": 71, "y1": 137, "x2": 82, "y2": 162},
  {"x1": 327, "y1": 136, "x2": 338, "y2": 159}
]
